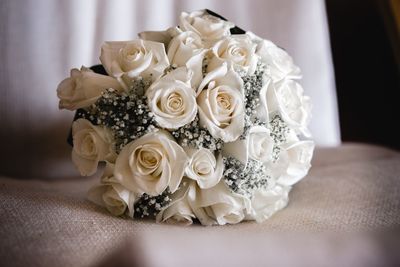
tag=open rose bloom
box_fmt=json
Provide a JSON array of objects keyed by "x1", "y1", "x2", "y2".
[{"x1": 57, "y1": 9, "x2": 314, "y2": 226}]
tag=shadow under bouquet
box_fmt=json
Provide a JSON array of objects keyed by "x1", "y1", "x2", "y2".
[{"x1": 57, "y1": 9, "x2": 314, "y2": 226}]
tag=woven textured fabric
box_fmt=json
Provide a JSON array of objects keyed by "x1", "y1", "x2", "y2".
[{"x1": 1, "y1": 143, "x2": 400, "y2": 267}]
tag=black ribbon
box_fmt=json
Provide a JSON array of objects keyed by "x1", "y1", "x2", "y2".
[{"x1": 205, "y1": 9, "x2": 245, "y2": 34}]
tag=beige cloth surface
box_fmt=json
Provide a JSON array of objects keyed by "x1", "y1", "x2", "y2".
[{"x1": 1, "y1": 143, "x2": 400, "y2": 267}]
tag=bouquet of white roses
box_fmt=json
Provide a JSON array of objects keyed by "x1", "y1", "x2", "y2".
[{"x1": 57, "y1": 9, "x2": 314, "y2": 226}]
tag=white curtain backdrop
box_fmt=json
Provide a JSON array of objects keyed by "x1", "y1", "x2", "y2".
[{"x1": 0, "y1": 0, "x2": 340, "y2": 178}]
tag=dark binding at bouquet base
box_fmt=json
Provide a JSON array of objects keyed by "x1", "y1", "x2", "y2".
[{"x1": 57, "y1": 9, "x2": 314, "y2": 226}]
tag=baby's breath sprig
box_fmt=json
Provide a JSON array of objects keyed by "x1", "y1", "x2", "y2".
[
  {"x1": 268, "y1": 114, "x2": 290, "y2": 161},
  {"x1": 134, "y1": 190, "x2": 172, "y2": 219},
  {"x1": 239, "y1": 62, "x2": 267, "y2": 139},
  {"x1": 223, "y1": 156, "x2": 270, "y2": 198},
  {"x1": 171, "y1": 115, "x2": 223, "y2": 151},
  {"x1": 126, "y1": 76, "x2": 152, "y2": 96},
  {"x1": 81, "y1": 87, "x2": 156, "y2": 152},
  {"x1": 241, "y1": 62, "x2": 266, "y2": 111}
]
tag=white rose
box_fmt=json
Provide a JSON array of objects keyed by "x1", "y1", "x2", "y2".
[
  {"x1": 100, "y1": 40, "x2": 169, "y2": 88},
  {"x1": 71, "y1": 119, "x2": 116, "y2": 176},
  {"x1": 247, "y1": 31, "x2": 301, "y2": 82},
  {"x1": 223, "y1": 125, "x2": 274, "y2": 164},
  {"x1": 114, "y1": 130, "x2": 188, "y2": 196},
  {"x1": 274, "y1": 140, "x2": 315, "y2": 186},
  {"x1": 57, "y1": 67, "x2": 122, "y2": 110},
  {"x1": 187, "y1": 181, "x2": 246, "y2": 226},
  {"x1": 156, "y1": 180, "x2": 195, "y2": 226},
  {"x1": 146, "y1": 67, "x2": 197, "y2": 130},
  {"x1": 246, "y1": 185, "x2": 290, "y2": 223},
  {"x1": 208, "y1": 35, "x2": 258, "y2": 75},
  {"x1": 185, "y1": 148, "x2": 224, "y2": 189},
  {"x1": 167, "y1": 31, "x2": 204, "y2": 66},
  {"x1": 138, "y1": 27, "x2": 181, "y2": 48},
  {"x1": 197, "y1": 63, "x2": 245, "y2": 142},
  {"x1": 167, "y1": 31, "x2": 207, "y2": 87},
  {"x1": 260, "y1": 78, "x2": 312, "y2": 132},
  {"x1": 180, "y1": 10, "x2": 234, "y2": 41},
  {"x1": 247, "y1": 126, "x2": 274, "y2": 162},
  {"x1": 87, "y1": 162, "x2": 136, "y2": 217},
  {"x1": 88, "y1": 184, "x2": 135, "y2": 217},
  {"x1": 158, "y1": 197, "x2": 194, "y2": 226},
  {"x1": 99, "y1": 162, "x2": 118, "y2": 184}
]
